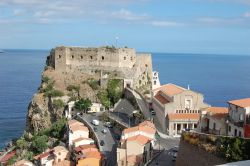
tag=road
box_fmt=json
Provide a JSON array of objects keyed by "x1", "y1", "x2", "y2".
[
  {"x1": 126, "y1": 87, "x2": 152, "y2": 120},
  {"x1": 77, "y1": 114, "x2": 117, "y2": 166},
  {"x1": 148, "y1": 148, "x2": 177, "y2": 166}
]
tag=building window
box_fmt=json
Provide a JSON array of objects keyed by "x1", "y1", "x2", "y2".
[
  {"x1": 90, "y1": 56, "x2": 93, "y2": 59},
  {"x1": 130, "y1": 57, "x2": 133, "y2": 61},
  {"x1": 71, "y1": 55, "x2": 74, "y2": 59},
  {"x1": 80, "y1": 55, "x2": 83, "y2": 59},
  {"x1": 239, "y1": 131, "x2": 242, "y2": 137},
  {"x1": 102, "y1": 56, "x2": 104, "y2": 60},
  {"x1": 239, "y1": 114, "x2": 244, "y2": 121},
  {"x1": 185, "y1": 99, "x2": 192, "y2": 109},
  {"x1": 213, "y1": 123, "x2": 216, "y2": 130},
  {"x1": 58, "y1": 55, "x2": 61, "y2": 58},
  {"x1": 154, "y1": 81, "x2": 156, "y2": 85},
  {"x1": 145, "y1": 64, "x2": 148, "y2": 67},
  {"x1": 124, "y1": 56, "x2": 126, "y2": 60},
  {"x1": 228, "y1": 125, "x2": 231, "y2": 132}
]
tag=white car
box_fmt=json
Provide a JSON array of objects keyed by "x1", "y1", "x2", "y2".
[
  {"x1": 102, "y1": 129, "x2": 107, "y2": 134},
  {"x1": 92, "y1": 119, "x2": 99, "y2": 126}
]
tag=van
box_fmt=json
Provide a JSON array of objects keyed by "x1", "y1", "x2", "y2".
[{"x1": 92, "y1": 119, "x2": 99, "y2": 126}]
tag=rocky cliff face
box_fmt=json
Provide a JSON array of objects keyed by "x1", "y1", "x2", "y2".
[{"x1": 25, "y1": 66, "x2": 98, "y2": 133}]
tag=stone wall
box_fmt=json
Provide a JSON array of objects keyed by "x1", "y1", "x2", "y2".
[
  {"x1": 51, "y1": 46, "x2": 137, "y2": 71},
  {"x1": 176, "y1": 139, "x2": 227, "y2": 166}
]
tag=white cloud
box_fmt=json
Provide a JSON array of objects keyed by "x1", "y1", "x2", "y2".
[
  {"x1": 111, "y1": 9, "x2": 148, "y2": 21},
  {"x1": 150, "y1": 21, "x2": 184, "y2": 27}
]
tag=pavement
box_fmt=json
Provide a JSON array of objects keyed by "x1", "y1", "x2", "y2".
[
  {"x1": 126, "y1": 87, "x2": 152, "y2": 120},
  {"x1": 77, "y1": 114, "x2": 117, "y2": 166}
]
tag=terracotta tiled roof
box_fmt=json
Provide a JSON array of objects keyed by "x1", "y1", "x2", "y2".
[
  {"x1": 153, "y1": 83, "x2": 186, "y2": 97},
  {"x1": 167, "y1": 113, "x2": 199, "y2": 121},
  {"x1": 34, "y1": 150, "x2": 53, "y2": 160},
  {"x1": 205, "y1": 107, "x2": 228, "y2": 114},
  {"x1": 82, "y1": 151, "x2": 102, "y2": 159},
  {"x1": 70, "y1": 124, "x2": 89, "y2": 132},
  {"x1": 123, "y1": 121, "x2": 156, "y2": 134},
  {"x1": 72, "y1": 137, "x2": 93, "y2": 143},
  {"x1": 0, "y1": 150, "x2": 16, "y2": 163},
  {"x1": 204, "y1": 107, "x2": 229, "y2": 119},
  {"x1": 126, "y1": 135, "x2": 151, "y2": 145},
  {"x1": 74, "y1": 145, "x2": 97, "y2": 153},
  {"x1": 154, "y1": 92, "x2": 170, "y2": 104},
  {"x1": 228, "y1": 98, "x2": 250, "y2": 108}
]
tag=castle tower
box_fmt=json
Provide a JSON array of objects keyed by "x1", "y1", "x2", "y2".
[{"x1": 152, "y1": 71, "x2": 161, "y2": 90}]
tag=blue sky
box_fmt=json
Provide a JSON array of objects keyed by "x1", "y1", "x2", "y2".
[{"x1": 0, "y1": 0, "x2": 250, "y2": 55}]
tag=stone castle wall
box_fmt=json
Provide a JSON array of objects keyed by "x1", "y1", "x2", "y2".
[{"x1": 49, "y1": 46, "x2": 137, "y2": 71}]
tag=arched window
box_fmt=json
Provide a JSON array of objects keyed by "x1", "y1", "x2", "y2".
[
  {"x1": 71, "y1": 55, "x2": 74, "y2": 59},
  {"x1": 102, "y1": 56, "x2": 104, "y2": 60}
]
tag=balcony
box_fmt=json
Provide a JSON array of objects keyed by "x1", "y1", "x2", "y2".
[{"x1": 228, "y1": 117, "x2": 244, "y2": 127}]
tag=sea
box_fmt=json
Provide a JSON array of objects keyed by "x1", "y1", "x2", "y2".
[{"x1": 0, "y1": 50, "x2": 250, "y2": 149}]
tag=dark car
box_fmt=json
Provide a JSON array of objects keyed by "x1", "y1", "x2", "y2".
[
  {"x1": 100, "y1": 140, "x2": 105, "y2": 146},
  {"x1": 94, "y1": 127, "x2": 98, "y2": 132}
]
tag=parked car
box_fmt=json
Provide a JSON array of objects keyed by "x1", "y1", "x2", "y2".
[
  {"x1": 104, "y1": 122, "x2": 112, "y2": 128},
  {"x1": 92, "y1": 119, "x2": 99, "y2": 126},
  {"x1": 93, "y1": 127, "x2": 98, "y2": 132},
  {"x1": 100, "y1": 140, "x2": 105, "y2": 146},
  {"x1": 102, "y1": 129, "x2": 107, "y2": 134},
  {"x1": 151, "y1": 111, "x2": 156, "y2": 115},
  {"x1": 172, "y1": 146, "x2": 179, "y2": 161}
]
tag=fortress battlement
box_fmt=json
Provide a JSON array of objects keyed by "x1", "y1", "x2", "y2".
[{"x1": 47, "y1": 46, "x2": 139, "y2": 70}]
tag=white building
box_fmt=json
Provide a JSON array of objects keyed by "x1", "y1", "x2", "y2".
[
  {"x1": 227, "y1": 98, "x2": 250, "y2": 138},
  {"x1": 72, "y1": 137, "x2": 95, "y2": 148},
  {"x1": 152, "y1": 83, "x2": 209, "y2": 136},
  {"x1": 87, "y1": 103, "x2": 105, "y2": 113},
  {"x1": 152, "y1": 71, "x2": 160, "y2": 90},
  {"x1": 65, "y1": 101, "x2": 75, "y2": 119},
  {"x1": 199, "y1": 107, "x2": 228, "y2": 135},
  {"x1": 68, "y1": 120, "x2": 89, "y2": 147}
]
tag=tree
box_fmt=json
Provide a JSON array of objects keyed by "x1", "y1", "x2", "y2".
[
  {"x1": 75, "y1": 98, "x2": 92, "y2": 113},
  {"x1": 97, "y1": 90, "x2": 110, "y2": 109},
  {"x1": 32, "y1": 135, "x2": 48, "y2": 154},
  {"x1": 16, "y1": 137, "x2": 28, "y2": 149},
  {"x1": 67, "y1": 85, "x2": 80, "y2": 98},
  {"x1": 52, "y1": 99, "x2": 65, "y2": 110},
  {"x1": 107, "y1": 79, "x2": 123, "y2": 106},
  {"x1": 7, "y1": 155, "x2": 17, "y2": 165},
  {"x1": 50, "y1": 119, "x2": 66, "y2": 139}
]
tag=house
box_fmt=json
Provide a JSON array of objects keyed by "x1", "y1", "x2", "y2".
[
  {"x1": 227, "y1": 98, "x2": 250, "y2": 138},
  {"x1": 199, "y1": 107, "x2": 229, "y2": 135},
  {"x1": 68, "y1": 120, "x2": 89, "y2": 147},
  {"x1": 13, "y1": 159, "x2": 34, "y2": 166},
  {"x1": 74, "y1": 145, "x2": 104, "y2": 166},
  {"x1": 33, "y1": 146, "x2": 70, "y2": 166},
  {"x1": 152, "y1": 83, "x2": 209, "y2": 136},
  {"x1": 0, "y1": 150, "x2": 16, "y2": 165},
  {"x1": 72, "y1": 137, "x2": 95, "y2": 148},
  {"x1": 87, "y1": 103, "x2": 105, "y2": 113},
  {"x1": 117, "y1": 121, "x2": 156, "y2": 166}
]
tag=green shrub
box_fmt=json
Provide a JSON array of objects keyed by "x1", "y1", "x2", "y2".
[
  {"x1": 45, "y1": 89, "x2": 64, "y2": 97},
  {"x1": 67, "y1": 85, "x2": 80, "y2": 92},
  {"x1": 97, "y1": 90, "x2": 110, "y2": 109},
  {"x1": 50, "y1": 118, "x2": 67, "y2": 139},
  {"x1": 52, "y1": 99, "x2": 65, "y2": 110},
  {"x1": 42, "y1": 76, "x2": 50, "y2": 84},
  {"x1": 87, "y1": 78, "x2": 100, "y2": 90},
  {"x1": 75, "y1": 98, "x2": 92, "y2": 112},
  {"x1": 7, "y1": 155, "x2": 17, "y2": 165},
  {"x1": 107, "y1": 79, "x2": 123, "y2": 106},
  {"x1": 32, "y1": 135, "x2": 48, "y2": 154},
  {"x1": 16, "y1": 137, "x2": 28, "y2": 149}
]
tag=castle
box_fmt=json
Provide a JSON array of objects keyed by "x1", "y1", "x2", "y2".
[{"x1": 46, "y1": 46, "x2": 153, "y2": 90}]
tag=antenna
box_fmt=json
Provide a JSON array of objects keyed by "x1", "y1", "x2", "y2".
[{"x1": 115, "y1": 36, "x2": 119, "y2": 48}]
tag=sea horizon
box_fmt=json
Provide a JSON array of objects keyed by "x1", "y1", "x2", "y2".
[{"x1": 1, "y1": 49, "x2": 250, "y2": 149}]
